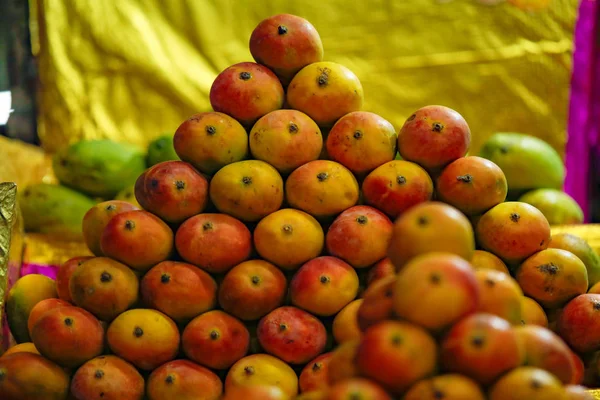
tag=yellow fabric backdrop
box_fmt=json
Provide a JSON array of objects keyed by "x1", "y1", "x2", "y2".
[{"x1": 30, "y1": 0, "x2": 578, "y2": 157}]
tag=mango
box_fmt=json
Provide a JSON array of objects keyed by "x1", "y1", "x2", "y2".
[
  {"x1": 27, "y1": 298, "x2": 71, "y2": 336},
  {"x1": 225, "y1": 354, "x2": 299, "y2": 398},
  {"x1": 326, "y1": 205, "x2": 393, "y2": 268},
  {"x1": 440, "y1": 313, "x2": 523, "y2": 385},
  {"x1": 327, "y1": 378, "x2": 392, "y2": 400},
  {"x1": 210, "y1": 160, "x2": 284, "y2": 222},
  {"x1": 356, "y1": 320, "x2": 437, "y2": 395},
  {"x1": 146, "y1": 133, "x2": 179, "y2": 167},
  {"x1": 19, "y1": 183, "x2": 96, "y2": 238},
  {"x1": 82, "y1": 200, "x2": 139, "y2": 256},
  {"x1": 326, "y1": 111, "x2": 397, "y2": 176},
  {"x1": 393, "y1": 253, "x2": 480, "y2": 332},
  {"x1": 141, "y1": 261, "x2": 217, "y2": 323},
  {"x1": 6, "y1": 273, "x2": 57, "y2": 343},
  {"x1": 475, "y1": 201, "x2": 551, "y2": 265},
  {"x1": 516, "y1": 248, "x2": 588, "y2": 309},
  {"x1": 107, "y1": 308, "x2": 180, "y2": 371},
  {"x1": 0, "y1": 342, "x2": 39, "y2": 358},
  {"x1": 515, "y1": 325, "x2": 576, "y2": 384},
  {"x1": 182, "y1": 310, "x2": 250, "y2": 370},
  {"x1": 285, "y1": 160, "x2": 359, "y2": 219},
  {"x1": 253, "y1": 208, "x2": 324, "y2": 270},
  {"x1": 134, "y1": 161, "x2": 209, "y2": 224},
  {"x1": 478, "y1": 132, "x2": 565, "y2": 197},
  {"x1": 361, "y1": 160, "x2": 433, "y2": 219},
  {"x1": 257, "y1": 306, "x2": 327, "y2": 364},
  {"x1": 549, "y1": 233, "x2": 600, "y2": 288},
  {"x1": 436, "y1": 156, "x2": 508, "y2": 216},
  {"x1": 0, "y1": 352, "x2": 70, "y2": 400},
  {"x1": 403, "y1": 374, "x2": 485, "y2": 400},
  {"x1": 556, "y1": 294, "x2": 600, "y2": 354},
  {"x1": 69, "y1": 257, "x2": 140, "y2": 321},
  {"x1": 397, "y1": 105, "x2": 471, "y2": 172},
  {"x1": 299, "y1": 352, "x2": 333, "y2": 393},
  {"x1": 218, "y1": 260, "x2": 287, "y2": 321},
  {"x1": 31, "y1": 305, "x2": 104, "y2": 368},
  {"x1": 488, "y1": 367, "x2": 567, "y2": 400},
  {"x1": 56, "y1": 256, "x2": 93, "y2": 302},
  {"x1": 146, "y1": 360, "x2": 223, "y2": 400},
  {"x1": 223, "y1": 385, "x2": 291, "y2": 400},
  {"x1": 249, "y1": 109, "x2": 323, "y2": 174},
  {"x1": 332, "y1": 299, "x2": 363, "y2": 344},
  {"x1": 519, "y1": 189, "x2": 584, "y2": 225},
  {"x1": 365, "y1": 258, "x2": 395, "y2": 287},
  {"x1": 521, "y1": 296, "x2": 549, "y2": 327},
  {"x1": 327, "y1": 339, "x2": 360, "y2": 384},
  {"x1": 290, "y1": 256, "x2": 359, "y2": 317},
  {"x1": 70, "y1": 355, "x2": 145, "y2": 400},
  {"x1": 100, "y1": 210, "x2": 173, "y2": 272},
  {"x1": 173, "y1": 112, "x2": 249, "y2": 175},
  {"x1": 53, "y1": 139, "x2": 147, "y2": 198},
  {"x1": 388, "y1": 202, "x2": 475, "y2": 269},
  {"x1": 250, "y1": 14, "x2": 324, "y2": 85},
  {"x1": 287, "y1": 61, "x2": 364, "y2": 127},
  {"x1": 210, "y1": 62, "x2": 284, "y2": 127},
  {"x1": 475, "y1": 269, "x2": 523, "y2": 325},
  {"x1": 176, "y1": 213, "x2": 252, "y2": 274},
  {"x1": 357, "y1": 276, "x2": 396, "y2": 332},
  {"x1": 470, "y1": 250, "x2": 510, "y2": 274}
]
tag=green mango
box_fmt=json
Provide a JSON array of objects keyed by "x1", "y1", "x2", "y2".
[
  {"x1": 146, "y1": 133, "x2": 179, "y2": 167},
  {"x1": 478, "y1": 133, "x2": 564, "y2": 198},
  {"x1": 519, "y1": 189, "x2": 584, "y2": 225},
  {"x1": 53, "y1": 139, "x2": 147, "y2": 198},
  {"x1": 18, "y1": 183, "x2": 96, "y2": 239}
]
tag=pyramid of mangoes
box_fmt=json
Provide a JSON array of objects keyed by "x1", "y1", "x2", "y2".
[{"x1": 2, "y1": 13, "x2": 600, "y2": 400}]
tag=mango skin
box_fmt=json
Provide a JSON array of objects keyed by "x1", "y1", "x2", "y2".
[
  {"x1": 0, "y1": 352, "x2": 70, "y2": 400},
  {"x1": 478, "y1": 133, "x2": 565, "y2": 196},
  {"x1": 518, "y1": 189, "x2": 584, "y2": 225},
  {"x1": 53, "y1": 139, "x2": 147, "y2": 198},
  {"x1": 5, "y1": 274, "x2": 57, "y2": 343},
  {"x1": 70, "y1": 355, "x2": 145, "y2": 400},
  {"x1": 19, "y1": 183, "x2": 96, "y2": 239}
]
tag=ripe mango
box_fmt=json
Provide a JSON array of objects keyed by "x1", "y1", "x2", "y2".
[
  {"x1": 71, "y1": 355, "x2": 145, "y2": 400},
  {"x1": 478, "y1": 133, "x2": 564, "y2": 197},
  {"x1": 18, "y1": 183, "x2": 96, "y2": 238},
  {"x1": 5, "y1": 274, "x2": 57, "y2": 343},
  {"x1": 0, "y1": 352, "x2": 70, "y2": 400},
  {"x1": 53, "y1": 139, "x2": 147, "y2": 198},
  {"x1": 69, "y1": 257, "x2": 140, "y2": 321}
]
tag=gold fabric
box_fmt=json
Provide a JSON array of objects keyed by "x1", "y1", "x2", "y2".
[
  {"x1": 22, "y1": 233, "x2": 92, "y2": 267},
  {"x1": 30, "y1": 0, "x2": 577, "y2": 157},
  {"x1": 0, "y1": 183, "x2": 21, "y2": 352},
  {"x1": 0, "y1": 136, "x2": 56, "y2": 189}
]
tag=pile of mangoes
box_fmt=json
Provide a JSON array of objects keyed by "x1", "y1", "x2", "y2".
[{"x1": 2, "y1": 13, "x2": 599, "y2": 400}]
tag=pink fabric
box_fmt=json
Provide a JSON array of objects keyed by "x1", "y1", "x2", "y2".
[
  {"x1": 19, "y1": 262, "x2": 60, "y2": 280},
  {"x1": 565, "y1": 0, "x2": 599, "y2": 222}
]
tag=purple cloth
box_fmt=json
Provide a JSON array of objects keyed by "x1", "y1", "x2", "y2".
[
  {"x1": 565, "y1": 0, "x2": 599, "y2": 222},
  {"x1": 19, "y1": 262, "x2": 59, "y2": 280}
]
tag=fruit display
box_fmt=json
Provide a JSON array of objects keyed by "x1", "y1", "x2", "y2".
[{"x1": 2, "y1": 12, "x2": 600, "y2": 400}]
